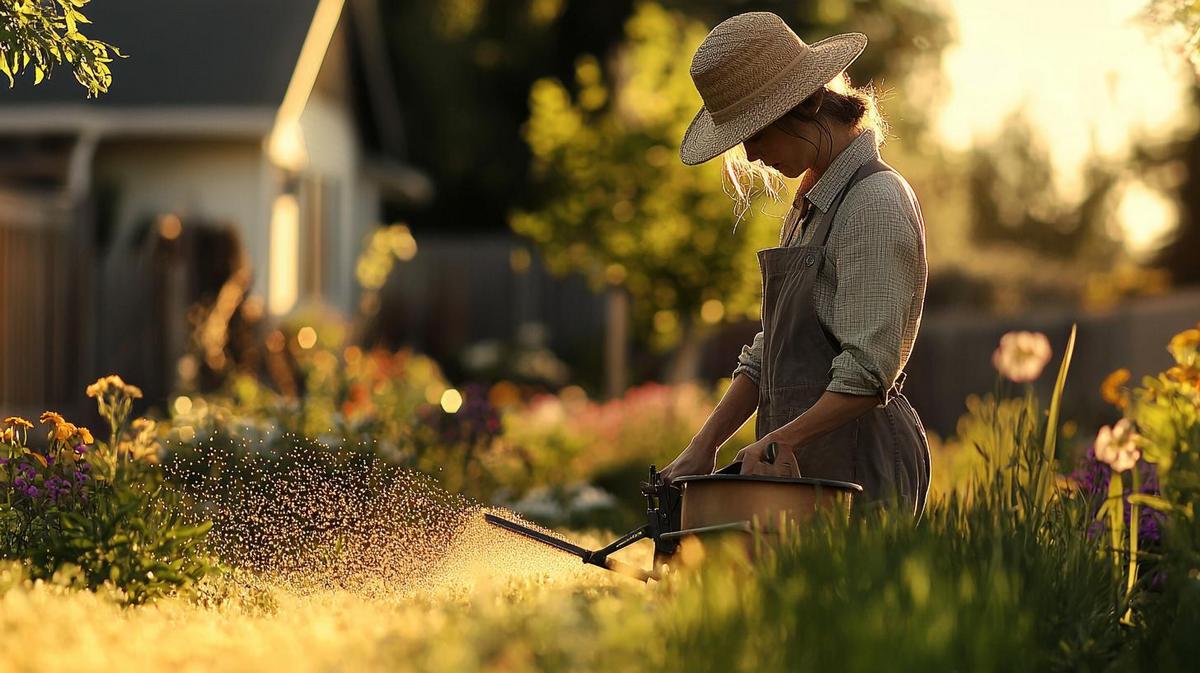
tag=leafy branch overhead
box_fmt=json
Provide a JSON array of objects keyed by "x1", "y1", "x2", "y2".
[{"x1": 0, "y1": 0, "x2": 123, "y2": 97}]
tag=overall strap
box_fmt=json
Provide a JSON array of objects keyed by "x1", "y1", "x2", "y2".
[{"x1": 806, "y1": 158, "x2": 895, "y2": 249}]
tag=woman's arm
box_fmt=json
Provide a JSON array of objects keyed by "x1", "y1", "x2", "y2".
[
  {"x1": 659, "y1": 372, "x2": 758, "y2": 481},
  {"x1": 734, "y1": 388, "x2": 879, "y2": 471},
  {"x1": 766, "y1": 389, "x2": 878, "y2": 450},
  {"x1": 691, "y1": 371, "x2": 759, "y2": 452}
]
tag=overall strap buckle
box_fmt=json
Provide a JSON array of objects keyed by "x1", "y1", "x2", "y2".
[{"x1": 883, "y1": 371, "x2": 907, "y2": 405}]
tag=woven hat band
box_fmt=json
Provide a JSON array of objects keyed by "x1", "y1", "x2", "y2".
[{"x1": 707, "y1": 47, "x2": 807, "y2": 125}]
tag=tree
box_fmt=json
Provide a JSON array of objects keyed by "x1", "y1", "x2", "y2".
[
  {"x1": 0, "y1": 0, "x2": 121, "y2": 97},
  {"x1": 511, "y1": 3, "x2": 783, "y2": 383}
]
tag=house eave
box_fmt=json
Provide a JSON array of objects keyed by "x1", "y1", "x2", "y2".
[{"x1": 0, "y1": 106, "x2": 277, "y2": 139}]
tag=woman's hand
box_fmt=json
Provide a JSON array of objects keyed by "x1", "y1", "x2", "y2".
[
  {"x1": 734, "y1": 435, "x2": 801, "y2": 478},
  {"x1": 659, "y1": 441, "x2": 719, "y2": 483}
]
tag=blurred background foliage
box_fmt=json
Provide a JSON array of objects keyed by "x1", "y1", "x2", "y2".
[{"x1": 378, "y1": 0, "x2": 1200, "y2": 385}]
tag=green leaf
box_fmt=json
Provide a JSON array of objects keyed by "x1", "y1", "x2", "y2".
[
  {"x1": 0, "y1": 49, "x2": 13, "y2": 87},
  {"x1": 33, "y1": 65, "x2": 43, "y2": 84},
  {"x1": 1127, "y1": 493, "x2": 1173, "y2": 512},
  {"x1": 1043, "y1": 324, "x2": 1077, "y2": 461}
]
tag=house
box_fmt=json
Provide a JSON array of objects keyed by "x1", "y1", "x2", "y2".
[{"x1": 0, "y1": 0, "x2": 430, "y2": 415}]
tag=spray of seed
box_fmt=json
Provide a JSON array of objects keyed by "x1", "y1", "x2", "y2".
[{"x1": 166, "y1": 433, "x2": 648, "y2": 606}]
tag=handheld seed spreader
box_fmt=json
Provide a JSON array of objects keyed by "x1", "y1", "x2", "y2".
[{"x1": 485, "y1": 444, "x2": 862, "y2": 582}]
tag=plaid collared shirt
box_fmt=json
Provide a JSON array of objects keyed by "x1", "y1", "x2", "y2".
[{"x1": 733, "y1": 128, "x2": 927, "y2": 403}]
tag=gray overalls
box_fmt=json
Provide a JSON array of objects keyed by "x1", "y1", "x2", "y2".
[{"x1": 753, "y1": 158, "x2": 931, "y2": 517}]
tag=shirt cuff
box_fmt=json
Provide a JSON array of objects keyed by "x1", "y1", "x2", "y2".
[
  {"x1": 733, "y1": 332, "x2": 764, "y2": 386},
  {"x1": 732, "y1": 361, "x2": 761, "y2": 387},
  {"x1": 826, "y1": 350, "x2": 890, "y2": 406}
]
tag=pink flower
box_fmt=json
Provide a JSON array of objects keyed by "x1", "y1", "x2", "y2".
[
  {"x1": 1095, "y1": 419, "x2": 1140, "y2": 473},
  {"x1": 992, "y1": 331, "x2": 1052, "y2": 383}
]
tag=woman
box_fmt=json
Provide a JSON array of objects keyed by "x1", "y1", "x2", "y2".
[{"x1": 659, "y1": 12, "x2": 931, "y2": 516}]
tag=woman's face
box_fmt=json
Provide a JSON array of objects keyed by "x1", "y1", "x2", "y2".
[{"x1": 741, "y1": 117, "x2": 817, "y2": 179}]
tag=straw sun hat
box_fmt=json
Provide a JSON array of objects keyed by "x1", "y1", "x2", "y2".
[{"x1": 679, "y1": 12, "x2": 867, "y2": 166}]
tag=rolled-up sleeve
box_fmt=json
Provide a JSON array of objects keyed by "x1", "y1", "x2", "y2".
[
  {"x1": 732, "y1": 330, "x2": 763, "y2": 386},
  {"x1": 824, "y1": 200, "x2": 920, "y2": 405}
]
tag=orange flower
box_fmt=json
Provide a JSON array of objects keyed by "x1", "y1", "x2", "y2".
[
  {"x1": 39, "y1": 411, "x2": 65, "y2": 426},
  {"x1": 1165, "y1": 365, "x2": 1200, "y2": 386},
  {"x1": 1100, "y1": 368, "x2": 1131, "y2": 409},
  {"x1": 76, "y1": 426, "x2": 94, "y2": 445},
  {"x1": 54, "y1": 422, "x2": 78, "y2": 442},
  {"x1": 1, "y1": 427, "x2": 14, "y2": 444},
  {"x1": 3, "y1": 416, "x2": 33, "y2": 430}
]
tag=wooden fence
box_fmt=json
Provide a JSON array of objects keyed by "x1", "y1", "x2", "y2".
[{"x1": 0, "y1": 188, "x2": 88, "y2": 418}]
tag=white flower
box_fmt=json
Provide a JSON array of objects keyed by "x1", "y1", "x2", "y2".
[
  {"x1": 992, "y1": 331, "x2": 1053, "y2": 383},
  {"x1": 1095, "y1": 418, "x2": 1140, "y2": 473}
]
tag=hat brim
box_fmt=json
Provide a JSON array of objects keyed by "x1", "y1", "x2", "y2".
[{"x1": 679, "y1": 32, "x2": 868, "y2": 166}]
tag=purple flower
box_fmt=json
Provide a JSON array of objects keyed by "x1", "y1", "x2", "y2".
[
  {"x1": 1071, "y1": 443, "x2": 1164, "y2": 546},
  {"x1": 73, "y1": 444, "x2": 86, "y2": 456}
]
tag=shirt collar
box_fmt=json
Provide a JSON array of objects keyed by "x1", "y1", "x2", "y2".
[{"x1": 801, "y1": 128, "x2": 880, "y2": 213}]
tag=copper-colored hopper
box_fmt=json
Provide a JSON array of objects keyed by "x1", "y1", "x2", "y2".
[{"x1": 668, "y1": 460, "x2": 861, "y2": 555}]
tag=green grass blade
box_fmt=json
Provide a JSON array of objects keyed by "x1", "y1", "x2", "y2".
[{"x1": 1044, "y1": 324, "x2": 1077, "y2": 460}]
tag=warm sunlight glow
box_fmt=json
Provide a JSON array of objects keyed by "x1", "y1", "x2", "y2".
[
  {"x1": 296, "y1": 326, "x2": 318, "y2": 350},
  {"x1": 268, "y1": 0, "x2": 345, "y2": 170},
  {"x1": 936, "y1": 0, "x2": 1196, "y2": 207},
  {"x1": 269, "y1": 193, "x2": 300, "y2": 316},
  {"x1": 267, "y1": 119, "x2": 308, "y2": 172},
  {"x1": 1115, "y1": 180, "x2": 1178, "y2": 260},
  {"x1": 440, "y1": 388, "x2": 463, "y2": 414}
]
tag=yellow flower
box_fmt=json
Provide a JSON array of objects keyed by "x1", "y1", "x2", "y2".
[
  {"x1": 1100, "y1": 368, "x2": 1131, "y2": 409},
  {"x1": 118, "y1": 438, "x2": 160, "y2": 464},
  {"x1": 1168, "y1": 327, "x2": 1200, "y2": 369},
  {"x1": 3, "y1": 417, "x2": 33, "y2": 430},
  {"x1": 39, "y1": 411, "x2": 65, "y2": 426},
  {"x1": 1, "y1": 427, "x2": 13, "y2": 444},
  {"x1": 76, "y1": 426, "x2": 94, "y2": 445},
  {"x1": 86, "y1": 374, "x2": 143, "y2": 400}
]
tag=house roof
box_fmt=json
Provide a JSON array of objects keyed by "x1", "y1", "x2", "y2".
[
  {"x1": 0, "y1": 0, "x2": 429, "y2": 203},
  {"x1": 0, "y1": 0, "x2": 319, "y2": 108}
]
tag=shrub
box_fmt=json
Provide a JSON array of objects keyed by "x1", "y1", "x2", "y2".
[{"x1": 1, "y1": 376, "x2": 216, "y2": 604}]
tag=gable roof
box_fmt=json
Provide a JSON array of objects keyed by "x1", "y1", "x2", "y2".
[{"x1": 0, "y1": 0, "x2": 319, "y2": 108}]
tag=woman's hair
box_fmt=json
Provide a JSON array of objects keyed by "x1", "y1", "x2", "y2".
[{"x1": 721, "y1": 72, "x2": 888, "y2": 227}]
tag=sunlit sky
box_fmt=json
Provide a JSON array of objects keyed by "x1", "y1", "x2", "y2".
[{"x1": 933, "y1": 0, "x2": 1198, "y2": 257}]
